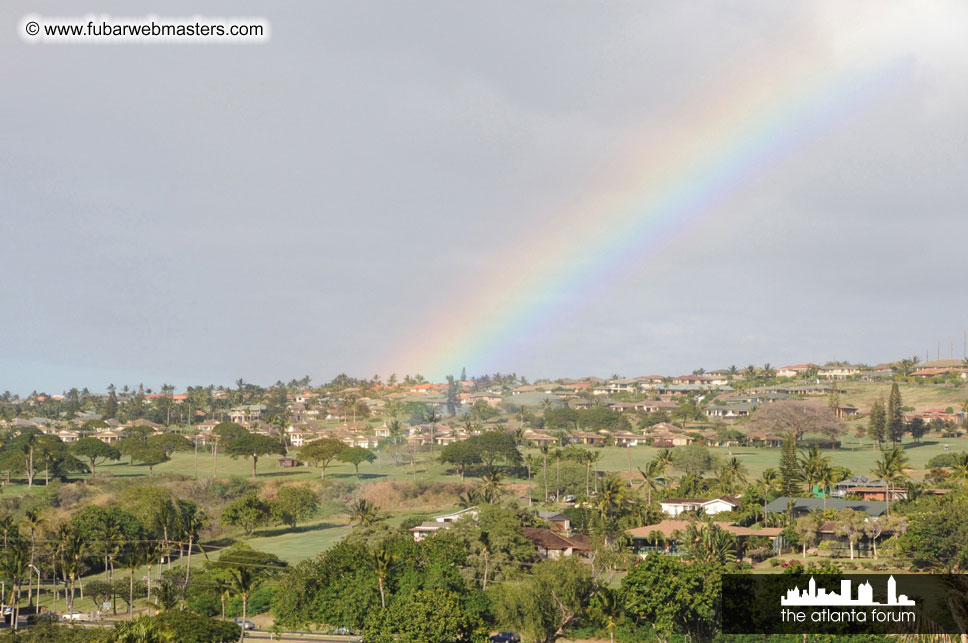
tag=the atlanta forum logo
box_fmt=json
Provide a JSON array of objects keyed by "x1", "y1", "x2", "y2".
[{"x1": 780, "y1": 575, "x2": 916, "y2": 624}]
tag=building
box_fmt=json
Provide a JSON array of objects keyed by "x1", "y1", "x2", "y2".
[
  {"x1": 521, "y1": 528, "x2": 591, "y2": 559},
  {"x1": 409, "y1": 507, "x2": 479, "y2": 541},
  {"x1": 659, "y1": 496, "x2": 739, "y2": 517},
  {"x1": 626, "y1": 520, "x2": 783, "y2": 556},
  {"x1": 764, "y1": 497, "x2": 887, "y2": 519}
]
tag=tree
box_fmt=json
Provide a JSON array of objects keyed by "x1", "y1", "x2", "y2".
[
  {"x1": 147, "y1": 432, "x2": 193, "y2": 457},
  {"x1": 872, "y1": 446, "x2": 909, "y2": 516},
  {"x1": 778, "y1": 434, "x2": 801, "y2": 496},
  {"x1": 221, "y1": 494, "x2": 273, "y2": 535},
  {"x1": 670, "y1": 444, "x2": 716, "y2": 475},
  {"x1": 867, "y1": 400, "x2": 886, "y2": 448},
  {"x1": 749, "y1": 401, "x2": 839, "y2": 443},
  {"x1": 364, "y1": 588, "x2": 487, "y2": 643},
  {"x1": 298, "y1": 438, "x2": 346, "y2": 479},
  {"x1": 896, "y1": 493, "x2": 968, "y2": 571},
  {"x1": 494, "y1": 557, "x2": 595, "y2": 643},
  {"x1": 127, "y1": 445, "x2": 170, "y2": 474},
  {"x1": 794, "y1": 512, "x2": 824, "y2": 559},
  {"x1": 208, "y1": 544, "x2": 285, "y2": 642},
  {"x1": 0, "y1": 538, "x2": 30, "y2": 630},
  {"x1": 681, "y1": 522, "x2": 736, "y2": 565},
  {"x1": 349, "y1": 499, "x2": 382, "y2": 527},
  {"x1": 225, "y1": 433, "x2": 285, "y2": 479},
  {"x1": 716, "y1": 457, "x2": 748, "y2": 495},
  {"x1": 271, "y1": 485, "x2": 319, "y2": 528},
  {"x1": 834, "y1": 508, "x2": 867, "y2": 559},
  {"x1": 591, "y1": 588, "x2": 622, "y2": 643},
  {"x1": 907, "y1": 416, "x2": 928, "y2": 444},
  {"x1": 465, "y1": 430, "x2": 522, "y2": 470},
  {"x1": 886, "y1": 382, "x2": 904, "y2": 446},
  {"x1": 638, "y1": 458, "x2": 667, "y2": 505},
  {"x1": 439, "y1": 441, "x2": 482, "y2": 481},
  {"x1": 338, "y1": 446, "x2": 376, "y2": 478},
  {"x1": 798, "y1": 445, "x2": 832, "y2": 493},
  {"x1": 71, "y1": 437, "x2": 121, "y2": 477},
  {"x1": 621, "y1": 555, "x2": 722, "y2": 643}
]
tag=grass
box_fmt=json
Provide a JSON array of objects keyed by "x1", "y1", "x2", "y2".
[{"x1": 839, "y1": 380, "x2": 968, "y2": 412}]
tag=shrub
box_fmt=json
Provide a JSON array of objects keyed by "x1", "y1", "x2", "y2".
[{"x1": 149, "y1": 611, "x2": 241, "y2": 643}]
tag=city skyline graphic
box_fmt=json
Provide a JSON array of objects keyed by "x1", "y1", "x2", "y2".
[{"x1": 781, "y1": 576, "x2": 915, "y2": 607}]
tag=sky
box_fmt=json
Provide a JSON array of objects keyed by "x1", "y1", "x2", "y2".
[{"x1": 2, "y1": 1, "x2": 967, "y2": 394}]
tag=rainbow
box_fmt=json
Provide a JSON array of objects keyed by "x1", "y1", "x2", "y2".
[{"x1": 392, "y1": 32, "x2": 905, "y2": 380}]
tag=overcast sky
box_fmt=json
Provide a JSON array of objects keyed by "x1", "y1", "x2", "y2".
[{"x1": 2, "y1": 1, "x2": 967, "y2": 394}]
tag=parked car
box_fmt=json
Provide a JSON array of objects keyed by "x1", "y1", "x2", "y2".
[
  {"x1": 234, "y1": 618, "x2": 255, "y2": 630},
  {"x1": 333, "y1": 625, "x2": 355, "y2": 635},
  {"x1": 490, "y1": 632, "x2": 521, "y2": 642},
  {"x1": 62, "y1": 612, "x2": 87, "y2": 622}
]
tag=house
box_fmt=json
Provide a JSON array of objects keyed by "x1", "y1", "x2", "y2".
[
  {"x1": 95, "y1": 429, "x2": 122, "y2": 444},
  {"x1": 626, "y1": 520, "x2": 783, "y2": 556},
  {"x1": 659, "y1": 496, "x2": 739, "y2": 517},
  {"x1": 571, "y1": 431, "x2": 608, "y2": 447},
  {"x1": 817, "y1": 365, "x2": 860, "y2": 380},
  {"x1": 704, "y1": 403, "x2": 756, "y2": 419},
  {"x1": 606, "y1": 378, "x2": 640, "y2": 394},
  {"x1": 522, "y1": 431, "x2": 558, "y2": 447},
  {"x1": 776, "y1": 364, "x2": 816, "y2": 378},
  {"x1": 409, "y1": 507, "x2": 479, "y2": 541},
  {"x1": 521, "y1": 528, "x2": 591, "y2": 559},
  {"x1": 763, "y1": 497, "x2": 887, "y2": 519},
  {"x1": 278, "y1": 457, "x2": 301, "y2": 468},
  {"x1": 611, "y1": 431, "x2": 641, "y2": 447},
  {"x1": 229, "y1": 404, "x2": 266, "y2": 423},
  {"x1": 835, "y1": 405, "x2": 859, "y2": 419},
  {"x1": 844, "y1": 487, "x2": 908, "y2": 502},
  {"x1": 56, "y1": 430, "x2": 80, "y2": 443},
  {"x1": 463, "y1": 392, "x2": 503, "y2": 407},
  {"x1": 536, "y1": 511, "x2": 571, "y2": 532},
  {"x1": 748, "y1": 432, "x2": 784, "y2": 447}
]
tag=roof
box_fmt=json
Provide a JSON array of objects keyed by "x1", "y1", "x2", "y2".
[
  {"x1": 626, "y1": 520, "x2": 783, "y2": 539},
  {"x1": 521, "y1": 528, "x2": 591, "y2": 551},
  {"x1": 764, "y1": 497, "x2": 887, "y2": 516},
  {"x1": 660, "y1": 496, "x2": 739, "y2": 507}
]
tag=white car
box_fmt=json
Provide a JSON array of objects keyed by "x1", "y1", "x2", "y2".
[{"x1": 62, "y1": 612, "x2": 87, "y2": 621}]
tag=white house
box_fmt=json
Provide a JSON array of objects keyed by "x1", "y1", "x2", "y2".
[{"x1": 659, "y1": 496, "x2": 739, "y2": 517}]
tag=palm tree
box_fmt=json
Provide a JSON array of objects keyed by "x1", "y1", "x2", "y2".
[
  {"x1": 817, "y1": 464, "x2": 839, "y2": 511},
  {"x1": 798, "y1": 445, "x2": 832, "y2": 494},
  {"x1": 350, "y1": 499, "x2": 381, "y2": 527},
  {"x1": 425, "y1": 407, "x2": 441, "y2": 459},
  {"x1": 0, "y1": 538, "x2": 31, "y2": 630},
  {"x1": 638, "y1": 459, "x2": 666, "y2": 505},
  {"x1": 552, "y1": 448, "x2": 563, "y2": 504},
  {"x1": 655, "y1": 448, "x2": 674, "y2": 471},
  {"x1": 373, "y1": 546, "x2": 395, "y2": 609},
  {"x1": 111, "y1": 616, "x2": 175, "y2": 642},
  {"x1": 213, "y1": 576, "x2": 231, "y2": 620},
  {"x1": 539, "y1": 444, "x2": 551, "y2": 503},
  {"x1": 717, "y1": 457, "x2": 748, "y2": 495},
  {"x1": 872, "y1": 446, "x2": 909, "y2": 516},
  {"x1": 949, "y1": 452, "x2": 968, "y2": 487},
  {"x1": 479, "y1": 469, "x2": 504, "y2": 505},
  {"x1": 20, "y1": 509, "x2": 44, "y2": 608},
  {"x1": 682, "y1": 522, "x2": 736, "y2": 564},
  {"x1": 591, "y1": 588, "x2": 622, "y2": 643},
  {"x1": 596, "y1": 477, "x2": 627, "y2": 530},
  {"x1": 59, "y1": 526, "x2": 85, "y2": 614}
]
